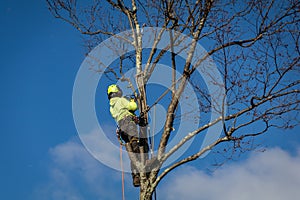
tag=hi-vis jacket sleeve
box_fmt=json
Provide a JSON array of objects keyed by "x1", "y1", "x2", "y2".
[
  {"x1": 128, "y1": 99, "x2": 137, "y2": 111},
  {"x1": 110, "y1": 97, "x2": 138, "y2": 122}
]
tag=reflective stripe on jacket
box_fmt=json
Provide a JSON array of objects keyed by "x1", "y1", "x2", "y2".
[{"x1": 109, "y1": 97, "x2": 137, "y2": 122}]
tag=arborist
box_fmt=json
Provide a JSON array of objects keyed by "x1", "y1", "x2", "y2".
[{"x1": 107, "y1": 84, "x2": 149, "y2": 187}]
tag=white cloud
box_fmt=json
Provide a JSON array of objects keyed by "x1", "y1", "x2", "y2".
[
  {"x1": 35, "y1": 134, "x2": 300, "y2": 200},
  {"x1": 32, "y1": 137, "x2": 127, "y2": 200},
  {"x1": 79, "y1": 128, "x2": 132, "y2": 172},
  {"x1": 159, "y1": 148, "x2": 300, "y2": 200}
]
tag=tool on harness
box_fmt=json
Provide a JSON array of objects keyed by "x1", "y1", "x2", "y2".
[
  {"x1": 131, "y1": 115, "x2": 148, "y2": 127},
  {"x1": 116, "y1": 127, "x2": 126, "y2": 146}
]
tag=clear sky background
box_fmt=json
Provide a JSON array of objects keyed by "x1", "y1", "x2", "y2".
[{"x1": 1, "y1": 1, "x2": 300, "y2": 200}]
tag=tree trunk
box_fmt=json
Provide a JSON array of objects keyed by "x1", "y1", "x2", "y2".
[
  {"x1": 139, "y1": 177, "x2": 154, "y2": 200},
  {"x1": 140, "y1": 186, "x2": 153, "y2": 200}
]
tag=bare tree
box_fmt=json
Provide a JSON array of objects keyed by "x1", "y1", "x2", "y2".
[{"x1": 47, "y1": 0, "x2": 300, "y2": 199}]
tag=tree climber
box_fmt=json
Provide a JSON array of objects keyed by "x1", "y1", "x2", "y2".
[{"x1": 107, "y1": 84, "x2": 149, "y2": 187}]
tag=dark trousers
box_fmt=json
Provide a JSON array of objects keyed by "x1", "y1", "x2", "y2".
[{"x1": 118, "y1": 116, "x2": 149, "y2": 176}]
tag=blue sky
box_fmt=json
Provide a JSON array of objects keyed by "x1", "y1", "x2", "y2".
[{"x1": 0, "y1": 1, "x2": 300, "y2": 200}]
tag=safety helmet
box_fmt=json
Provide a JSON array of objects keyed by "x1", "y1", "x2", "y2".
[
  {"x1": 107, "y1": 84, "x2": 123, "y2": 99},
  {"x1": 107, "y1": 84, "x2": 119, "y2": 95}
]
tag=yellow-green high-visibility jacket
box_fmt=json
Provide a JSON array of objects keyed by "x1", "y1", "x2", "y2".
[{"x1": 109, "y1": 97, "x2": 138, "y2": 122}]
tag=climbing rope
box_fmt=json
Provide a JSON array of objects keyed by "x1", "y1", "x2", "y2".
[
  {"x1": 117, "y1": 90, "x2": 170, "y2": 200},
  {"x1": 142, "y1": 75, "x2": 184, "y2": 116},
  {"x1": 149, "y1": 105, "x2": 157, "y2": 200},
  {"x1": 117, "y1": 127, "x2": 126, "y2": 200},
  {"x1": 153, "y1": 107, "x2": 157, "y2": 200},
  {"x1": 120, "y1": 144, "x2": 126, "y2": 200}
]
